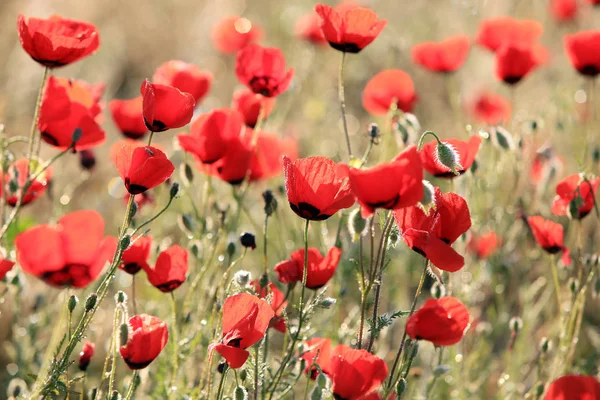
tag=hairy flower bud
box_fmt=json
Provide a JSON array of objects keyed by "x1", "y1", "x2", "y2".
[
  {"x1": 348, "y1": 208, "x2": 367, "y2": 242},
  {"x1": 68, "y1": 295, "x2": 79, "y2": 313},
  {"x1": 509, "y1": 316, "x2": 523, "y2": 332},
  {"x1": 85, "y1": 294, "x2": 97, "y2": 312},
  {"x1": 435, "y1": 141, "x2": 462, "y2": 176},
  {"x1": 263, "y1": 190, "x2": 278, "y2": 216},
  {"x1": 234, "y1": 386, "x2": 248, "y2": 400},
  {"x1": 170, "y1": 182, "x2": 180, "y2": 198},
  {"x1": 430, "y1": 281, "x2": 446, "y2": 299}
]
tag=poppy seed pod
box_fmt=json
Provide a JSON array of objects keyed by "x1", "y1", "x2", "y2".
[{"x1": 240, "y1": 232, "x2": 256, "y2": 250}]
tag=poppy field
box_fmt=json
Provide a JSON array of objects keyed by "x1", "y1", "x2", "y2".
[{"x1": 2, "y1": 0, "x2": 600, "y2": 399}]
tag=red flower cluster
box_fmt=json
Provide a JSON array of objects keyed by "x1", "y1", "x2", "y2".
[
  {"x1": 274, "y1": 247, "x2": 341, "y2": 289},
  {"x1": 395, "y1": 188, "x2": 471, "y2": 272},
  {"x1": 0, "y1": 159, "x2": 52, "y2": 206},
  {"x1": 235, "y1": 44, "x2": 294, "y2": 98},
  {"x1": 411, "y1": 35, "x2": 470, "y2": 73},
  {"x1": 18, "y1": 14, "x2": 99, "y2": 68},
  {"x1": 551, "y1": 174, "x2": 600, "y2": 219},
  {"x1": 15, "y1": 210, "x2": 116, "y2": 288},
  {"x1": 407, "y1": 297, "x2": 470, "y2": 346},
  {"x1": 210, "y1": 293, "x2": 274, "y2": 368},
  {"x1": 143, "y1": 245, "x2": 188, "y2": 293},
  {"x1": 212, "y1": 16, "x2": 262, "y2": 54},
  {"x1": 362, "y1": 69, "x2": 417, "y2": 115},
  {"x1": 420, "y1": 136, "x2": 481, "y2": 178},
  {"x1": 120, "y1": 314, "x2": 168, "y2": 369}
]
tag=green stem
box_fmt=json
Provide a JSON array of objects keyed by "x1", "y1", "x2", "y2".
[
  {"x1": 169, "y1": 292, "x2": 179, "y2": 399},
  {"x1": 216, "y1": 368, "x2": 228, "y2": 400},
  {"x1": 108, "y1": 307, "x2": 122, "y2": 394},
  {"x1": 338, "y1": 52, "x2": 352, "y2": 159},
  {"x1": 550, "y1": 255, "x2": 562, "y2": 312},
  {"x1": 123, "y1": 371, "x2": 140, "y2": 400}
]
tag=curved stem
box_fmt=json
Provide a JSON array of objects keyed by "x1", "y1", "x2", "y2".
[{"x1": 338, "y1": 52, "x2": 352, "y2": 159}]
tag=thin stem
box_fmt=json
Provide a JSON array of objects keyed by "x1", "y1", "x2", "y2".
[
  {"x1": 254, "y1": 344, "x2": 260, "y2": 400},
  {"x1": 108, "y1": 307, "x2": 121, "y2": 394},
  {"x1": 131, "y1": 275, "x2": 138, "y2": 315},
  {"x1": 263, "y1": 213, "x2": 269, "y2": 275},
  {"x1": 123, "y1": 371, "x2": 140, "y2": 400},
  {"x1": 338, "y1": 52, "x2": 352, "y2": 159},
  {"x1": 26, "y1": 66, "x2": 49, "y2": 177},
  {"x1": 169, "y1": 292, "x2": 179, "y2": 399},
  {"x1": 147, "y1": 131, "x2": 155, "y2": 146},
  {"x1": 216, "y1": 368, "x2": 228, "y2": 400},
  {"x1": 550, "y1": 255, "x2": 562, "y2": 312},
  {"x1": 66, "y1": 300, "x2": 72, "y2": 400},
  {"x1": 130, "y1": 195, "x2": 175, "y2": 237}
]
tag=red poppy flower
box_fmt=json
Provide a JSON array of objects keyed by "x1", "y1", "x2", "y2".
[
  {"x1": 314, "y1": 4, "x2": 387, "y2": 53},
  {"x1": 551, "y1": 0, "x2": 578, "y2": 22},
  {"x1": 112, "y1": 140, "x2": 174, "y2": 195},
  {"x1": 38, "y1": 76, "x2": 105, "y2": 151},
  {"x1": 544, "y1": 375, "x2": 600, "y2": 400},
  {"x1": 209, "y1": 293, "x2": 274, "y2": 368},
  {"x1": 143, "y1": 245, "x2": 188, "y2": 293},
  {"x1": 274, "y1": 247, "x2": 341, "y2": 289},
  {"x1": 212, "y1": 16, "x2": 263, "y2": 54},
  {"x1": 327, "y1": 344, "x2": 388, "y2": 400},
  {"x1": 232, "y1": 89, "x2": 276, "y2": 128},
  {"x1": 235, "y1": 44, "x2": 294, "y2": 98},
  {"x1": 551, "y1": 174, "x2": 600, "y2": 219},
  {"x1": 283, "y1": 156, "x2": 355, "y2": 220},
  {"x1": 249, "y1": 133, "x2": 298, "y2": 182},
  {"x1": 118, "y1": 235, "x2": 152, "y2": 275},
  {"x1": 140, "y1": 79, "x2": 195, "y2": 132},
  {"x1": 411, "y1": 35, "x2": 470, "y2": 73},
  {"x1": 420, "y1": 136, "x2": 482, "y2": 178},
  {"x1": 251, "y1": 281, "x2": 288, "y2": 333},
  {"x1": 468, "y1": 91, "x2": 512, "y2": 125},
  {"x1": 527, "y1": 216, "x2": 568, "y2": 257},
  {"x1": 0, "y1": 158, "x2": 52, "y2": 207},
  {"x1": 344, "y1": 146, "x2": 423, "y2": 217},
  {"x1": 0, "y1": 257, "x2": 15, "y2": 280},
  {"x1": 467, "y1": 231, "x2": 501, "y2": 259},
  {"x1": 395, "y1": 188, "x2": 471, "y2": 272},
  {"x1": 495, "y1": 43, "x2": 544, "y2": 85},
  {"x1": 406, "y1": 297, "x2": 470, "y2": 346},
  {"x1": 17, "y1": 14, "x2": 99, "y2": 68},
  {"x1": 476, "y1": 17, "x2": 543, "y2": 53},
  {"x1": 362, "y1": 69, "x2": 417, "y2": 115},
  {"x1": 586, "y1": 0, "x2": 600, "y2": 4},
  {"x1": 296, "y1": 13, "x2": 327, "y2": 46},
  {"x1": 153, "y1": 60, "x2": 212, "y2": 104},
  {"x1": 300, "y1": 338, "x2": 332, "y2": 379},
  {"x1": 564, "y1": 31, "x2": 600, "y2": 77},
  {"x1": 120, "y1": 314, "x2": 168, "y2": 370},
  {"x1": 109, "y1": 97, "x2": 148, "y2": 139},
  {"x1": 178, "y1": 108, "x2": 244, "y2": 164},
  {"x1": 15, "y1": 210, "x2": 116, "y2": 288},
  {"x1": 78, "y1": 341, "x2": 95, "y2": 371}
]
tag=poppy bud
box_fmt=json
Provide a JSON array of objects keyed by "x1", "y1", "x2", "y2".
[
  {"x1": 430, "y1": 282, "x2": 446, "y2": 299},
  {"x1": 316, "y1": 371, "x2": 327, "y2": 388},
  {"x1": 115, "y1": 291, "x2": 127, "y2": 304},
  {"x1": 419, "y1": 180, "x2": 436, "y2": 215},
  {"x1": 72, "y1": 127, "x2": 83, "y2": 144},
  {"x1": 240, "y1": 232, "x2": 256, "y2": 250},
  {"x1": 239, "y1": 369, "x2": 247, "y2": 382},
  {"x1": 85, "y1": 294, "x2": 97, "y2": 311},
  {"x1": 89, "y1": 388, "x2": 98, "y2": 400},
  {"x1": 68, "y1": 295, "x2": 79, "y2": 313},
  {"x1": 170, "y1": 182, "x2": 180, "y2": 198},
  {"x1": 234, "y1": 270, "x2": 251, "y2": 286},
  {"x1": 178, "y1": 214, "x2": 196, "y2": 234},
  {"x1": 190, "y1": 241, "x2": 201, "y2": 259},
  {"x1": 310, "y1": 387, "x2": 323, "y2": 400},
  {"x1": 78, "y1": 341, "x2": 95, "y2": 371},
  {"x1": 593, "y1": 146, "x2": 600, "y2": 164},
  {"x1": 509, "y1": 316, "x2": 523, "y2": 332},
  {"x1": 180, "y1": 163, "x2": 194, "y2": 186},
  {"x1": 7, "y1": 378, "x2": 28, "y2": 398},
  {"x1": 120, "y1": 323, "x2": 129, "y2": 347},
  {"x1": 233, "y1": 386, "x2": 248, "y2": 400},
  {"x1": 263, "y1": 190, "x2": 277, "y2": 216},
  {"x1": 433, "y1": 365, "x2": 450, "y2": 377},
  {"x1": 396, "y1": 377, "x2": 407, "y2": 395},
  {"x1": 540, "y1": 337, "x2": 551, "y2": 353},
  {"x1": 410, "y1": 341, "x2": 420, "y2": 358},
  {"x1": 218, "y1": 360, "x2": 228, "y2": 374},
  {"x1": 348, "y1": 208, "x2": 367, "y2": 242},
  {"x1": 491, "y1": 126, "x2": 515, "y2": 151},
  {"x1": 318, "y1": 297, "x2": 336, "y2": 309},
  {"x1": 79, "y1": 150, "x2": 96, "y2": 170},
  {"x1": 109, "y1": 390, "x2": 120, "y2": 400},
  {"x1": 536, "y1": 383, "x2": 545, "y2": 397},
  {"x1": 593, "y1": 275, "x2": 600, "y2": 299},
  {"x1": 368, "y1": 123, "x2": 381, "y2": 144},
  {"x1": 226, "y1": 241, "x2": 236, "y2": 258},
  {"x1": 435, "y1": 141, "x2": 462, "y2": 176},
  {"x1": 568, "y1": 278, "x2": 579, "y2": 294}
]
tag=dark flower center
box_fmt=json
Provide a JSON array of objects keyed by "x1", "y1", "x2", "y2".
[
  {"x1": 578, "y1": 65, "x2": 600, "y2": 77},
  {"x1": 290, "y1": 202, "x2": 331, "y2": 221},
  {"x1": 41, "y1": 263, "x2": 91, "y2": 288}
]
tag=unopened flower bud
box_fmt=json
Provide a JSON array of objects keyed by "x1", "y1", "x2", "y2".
[
  {"x1": 190, "y1": 241, "x2": 201, "y2": 258},
  {"x1": 226, "y1": 241, "x2": 236, "y2": 258},
  {"x1": 348, "y1": 208, "x2": 367, "y2": 242},
  {"x1": 436, "y1": 141, "x2": 462, "y2": 176},
  {"x1": 310, "y1": 386, "x2": 323, "y2": 400},
  {"x1": 316, "y1": 371, "x2": 327, "y2": 388},
  {"x1": 536, "y1": 383, "x2": 545, "y2": 397},
  {"x1": 7, "y1": 378, "x2": 28, "y2": 398},
  {"x1": 410, "y1": 341, "x2": 419, "y2": 358},
  {"x1": 170, "y1": 182, "x2": 180, "y2": 198},
  {"x1": 419, "y1": 180, "x2": 436, "y2": 214},
  {"x1": 72, "y1": 127, "x2": 83, "y2": 144},
  {"x1": 539, "y1": 337, "x2": 551, "y2": 353},
  {"x1": 68, "y1": 295, "x2": 79, "y2": 313},
  {"x1": 593, "y1": 275, "x2": 600, "y2": 299},
  {"x1": 594, "y1": 146, "x2": 600, "y2": 164},
  {"x1": 234, "y1": 386, "x2": 248, "y2": 400},
  {"x1": 178, "y1": 214, "x2": 196, "y2": 234},
  {"x1": 85, "y1": 294, "x2": 97, "y2": 311},
  {"x1": 120, "y1": 235, "x2": 131, "y2": 251},
  {"x1": 368, "y1": 123, "x2": 380, "y2": 143},
  {"x1": 110, "y1": 390, "x2": 121, "y2": 400},
  {"x1": 491, "y1": 127, "x2": 515, "y2": 151},
  {"x1": 119, "y1": 323, "x2": 129, "y2": 347},
  {"x1": 115, "y1": 291, "x2": 127, "y2": 304},
  {"x1": 89, "y1": 388, "x2": 98, "y2": 400},
  {"x1": 509, "y1": 317, "x2": 523, "y2": 332},
  {"x1": 318, "y1": 297, "x2": 337, "y2": 309},
  {"x1": 239, "y1": 369, "x2": 247, "y2": 382},
  {"x1": 263, "y1": 190, "x2": 278, "y2": 216},
  {"x1": 259, "y1": 273, "x2": 269, "y2": 289},
  {"x1": 568, "y1": 278, "x2": 579, "y2": 294},
  {"x1": 240, "y1": 232, "x2": 256, "y2": 250},
  {"x1": 234, "y1": 270, "x2": 251, "y2": 286},
  {"x1": 396, "y1": 377, "x2": 407, "y2": 395},
  {"x1": 218, "y1": 360, "x2": 228, "y2": 374},
  {"x1": 180, "y1": 163, "x2": 194, "y2": 186},
  {"x1": 430, "y1": 282, "x2": 445, "y2": 299}
]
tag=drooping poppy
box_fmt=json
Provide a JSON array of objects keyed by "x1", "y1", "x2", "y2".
[
  {"x1": 295, "y1": 12, "x2": 327, "y2": 46},
  {"x1": 544, "y1": 375, "x2": 600, "y2": 400},
  {"x1": 552, "y1": 174, "x2": 600, "y2": 219},
  {"x1": 362, "y1": 69, "x2": 417, "y2": 115},
  {"x1": 209, "y1": 293, "x2": 274, "y2": 368},
  {"x1": 476, "y1": 17, "x2": 543, "y2": 53},
  {"x1": 314, "y1": 4, "x2": 387, "y2": 53},
  {"x1": 395, "y1": 188, "x2": 471, "y2": 272},
  {"x1": 274, "y1": 246, "x2": 341, "y2": 289},
  {"x1": 526, "y1": 216, "x2": 571, "y2": 265},
  {"x1": 406, "y1": 297, "x2": 470, "y2": 346},
  {"x1": 211, "y1": 16, "x2": 263, "y2": 54},
  {"x1": 112, "y1": 140, "x2": 174, "y2": 195},
  {"x1": 231, "y1": 89, "x2": 276, "y2": 128},
  {"x1": 251, "y1": 280, "x2": 288, "y2": 333},
  {"x1": 327, "y1": 344, "x2": 388, "y2": 400},
  {"x1": 411, "y1": 35, "x2": 470, "y2": 73},
  {"x1": 550, "y1": 0, "x2": 578, "y2": 22},
  {"x1": 420, "y1": 136, "x2": 482, "y2": 178},
  {"x1": 299, "y1": 338, "x2": 332, "y2": 379},
  {"x1": 78, "y1": 341, "x2": 95, "y2": 371},
  {"x1": 495, "y1": 43, "x2": 544, "y2": 85},
  {"x1": 467, "y1": 231, "x2": 501, "y2": 259},
  {"x1": 17, "y1": 14, "x2": 100, "y2": 68},
  {"x1": 15, "y1": 210, "x2": 116, "y2": 288},
  {"x1": 109, "y1": 97, "x2": 148, "y2": 139},
  {"x1": 143, "y1": 245, "x2": 188, "y2": 293},
  {"x1": 283, "y1": 156, "x2": 355, "y2": 221},
  {"x1": 153, "y1": 60, "x2": 212, "y2": 104},
  {"x1": 344, "y1": 145, "x2": 423, "y2": 217},
  {"x1": 0, "y1": 257, "x2": 15, "y2": 280},
  {"x1": 0, "y1": 158, "x2": 52, "y2": 206},
  {"x1": 38, "y1": 76, "x2": 105, "y2": 151},
  {"x1": 235, "y1": 44, "x2": 294, "y2": 98},
  {"x1": 120, "y1": 314, "x2": 169, "y2": 370},
  {"x1": 118, "y1": 235, "x2": 152, "y2": 275},
  {"x1": 564, "y1": 31, "x2": 600, "y2": 77},
  {"x1": 140, "y1": 79, "x2": 195, "y2": 132},
  {"x1": 468, "y1": 91, "x2": 512, "y2": 125}
]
